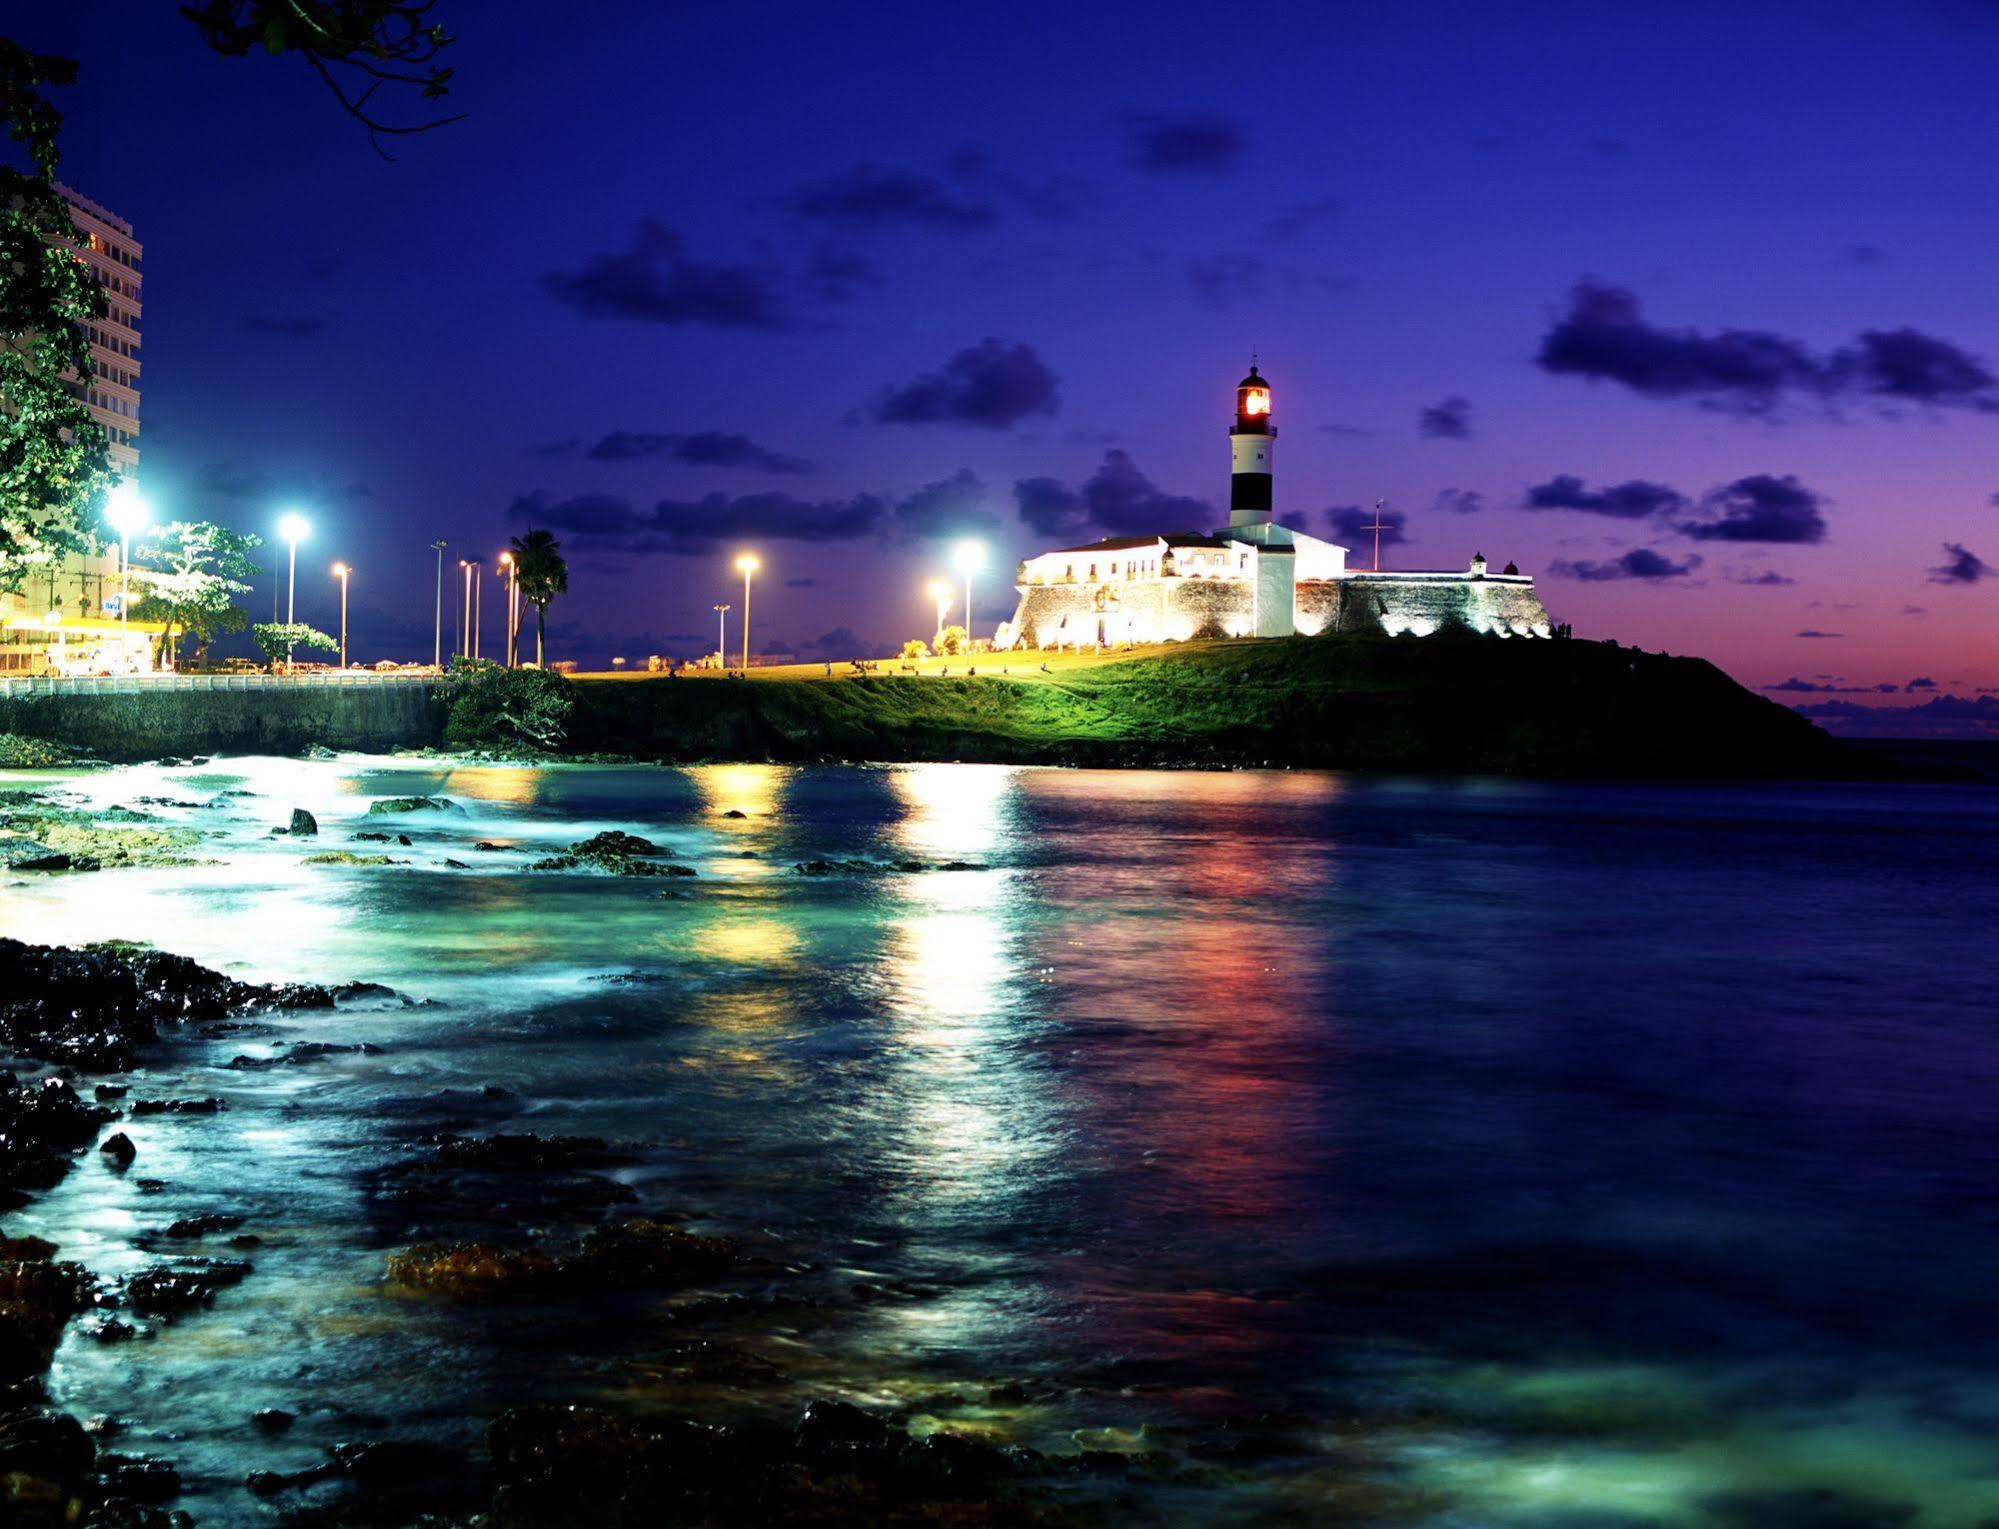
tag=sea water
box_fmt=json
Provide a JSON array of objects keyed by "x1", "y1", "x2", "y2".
[{"x1": 4, "y1": 757, "x2": 1999, "y2": 1525}]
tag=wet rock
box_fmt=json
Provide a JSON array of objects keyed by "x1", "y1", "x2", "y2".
[
  {"x1": 794, "y1": 1397, "x2": 893, "y2": 1463},
  {"x1": 301, "y1": 851, "x2": 395, "y2": 867},
  {"x1": 0, "y1": 1253, "x2": 93, "y2": 1384},
  {"x1": 366, "y1": 796, "x2": 453, "y2": 814},
  {"x1": 227, "y1": 1041, "x2": 380, "y2": 1070},
  {"x1": 472, "y1": 840, "x2": 512, "y2": 851},
  {"x1": 130, "y1": 1098, "x2": 224, "y2": 1116},
  {"x1": 0, "y1": 807, "x2": 199, "y2": 870},
  {"x1": 329, "y1": 981, "x2": 399, "y2": 1004},
  {"x1": 526, "y1": 854, "x2": 579, "y2": 871},
  {"x1": 287, "y1": 809, "x2": 317, "y2": 836},
  {"x1": 305, "y1": 744, "x2": 337, "y2": 760},
  {"x1": 721, "y1": 808, "x2": 748, "y2": 818},
  {"x1": 792, "y1": 858, "x2": 887, "y2": 876},
  {"x1": 125, "y1": 1259, "x2": 252, "y2": 1318},
  {"x1": 81, "y1": 1317, "x2": 137, "y2": 1345},
  {"x1": 93, "y1": 1084, "x2": 128, "y2": 1102},
  {"x1": 4, "y1": 849, "x2": 98, "y2": 873},
  {"x1": 134, "y1": 1180, "x2": 167, "y2": 1195},
  {"x1": 567, "y1": 1218, "x2": 742, "y2": 1290},
  {"x1": 0, "y1": 939, "x2": 338, "y2": 1072},
  {"x1": 444, "y1": 857, "x2": 470, "y2": 869},
  {"x1": 163, "y1": 1214, "x2": 244, "y2": 1240},
  {"x1": 0, "y1": 1406, "x2": 93, "y2": 1526},
  {"x1": 251, "y1": 1409, "x2": 294, "y2": 1435},
  {"x1": 430, "y1": 1133, "x2": 631, "y2": 1172},
  {"x1": 1, "y1": 1078, "x2": 113, "y2": 1201},
  {"x1": 99, "y1": 1133, "x2": 135, "y2": 1168},
  {"x1": 353, "y1": 830, "x2": 393, "y2": 842},
  {"x1": 384, "y1": 1242, "x2": 561, "y2": 1301},
  {"x1": 94, "y1": 1452, "x2": 180, "y2": 1504},
  {"x1": 572, "y1": 829, "x2": 666, "y2": 859}
]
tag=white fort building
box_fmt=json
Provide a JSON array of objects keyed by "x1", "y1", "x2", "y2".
[{"x1": 997, "y1": 364, "x2": 1553, "y2": 651}]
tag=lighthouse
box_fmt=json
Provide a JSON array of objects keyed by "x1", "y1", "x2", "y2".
[{"x1": 1229, "y1": 364, "x2": 1274, "y2": 528}]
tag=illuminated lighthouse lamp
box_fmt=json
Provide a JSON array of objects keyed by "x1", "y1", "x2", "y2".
[{"x1": 1242, "y1": 384, "x2": 1270, "y2": 416}]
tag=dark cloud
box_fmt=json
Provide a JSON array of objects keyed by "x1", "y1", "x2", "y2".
[
  {"x1": 1432, "y1": 488, "x2": 1485, "y2": 516},
  {"x1": 1789, "y1": 694, "x2": 1999, "y2": 742},
  {"x1": 524, "y1": 439, "x2": 578, "y2": 459},
  {"x1": 504, "y1": 491, "x2": 642, "y2": 538},
  {"x1": 1535, "y1": 280, "x2": 1999, "y2": 414},
  {"x1": 507, "y1": 488, "x2": 883, "y2": 553},
  {"x1": 1319, "y1": 422, "x2": 1377, "y2": 438},
  {"x1": 1264, "y1": 197, "x2": 1340, "y2": 242},
  {"x1": 942, "y1": 147, "x2": 1079, "y2": 220},
  {"x1": 1849, "y1": 244, "x2": 1887, "y2": 267},
  {"x1": 585, "y1": 431, "x2": 814, "y2": 474},
  {"x1": 243, "y1": 314, "x2": 328, "y2": 338},
  {"x1": 1325, "y1": 504, "x2": 1408, "y2": 548},
  {"x1": 541, "y1": 220, "x2": 788, "y2": 330},
  {"x1": 890, "y1": 469, "x2": 1006, "y2": 543},
  {"x1": 1678, "y1": 475, "x2": 1828, "y2": 544},
  {"x1": 793, "y1": 167, "x2": 994, "y2": 230},
  {"x1": 802, "y1": 245, "x2": 874, "y2": 304},
  {"x1": 1907, "y1": 676, "x2": 1938, "y2": 691},
  {"x1": 1522, "y1": 474, "x2": 1687, "y2": 519},
  {"x1": 798, "y1": 627, "x2": 869, "y2": 658},
  {"x1": 1549, "y1": 548, "x2": 1702, "y2": 581},
  {"x1": 869, "y1": 339, "x2": 1059, "y2": 430},
  {"x1": 1904, "y1": 605, "x2": 1928, "y2": 616},
  {"x1": 1797, "y1": 630, "x2": 1844, "y2": 639},
  {"x1": 1078, "y1": 450, "x2": 1212, "y2": 535},
  {"x1": 1127, "y1": 114, "x2": 1246, "y2": 173},
  {"x1": 1188, "y1": 255, "x2": 1263, "y2": 306},
  {"x1": 1013, "y1": 476, "x2": 1087, "y2": 540},
  {"x1": 1728, "y1": 569, "x2": 1795, "y2": 586},
  {"x1": 1928, "y1": 541, "x2": 1992, "y2": 583},
  {"x1": 785, "y1": 577, "x2": 819, "y2": 589},
  {"x1": 1013, "y1": 451, "x2": 1212, "y2": 540},
  {"x1": 1418, "y1": 396, "x2": 1473, "y2": 440}
]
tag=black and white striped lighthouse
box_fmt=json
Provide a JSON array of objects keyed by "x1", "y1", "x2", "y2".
[{"x1": 1229, "y1": 364, "x2": 1274, "y2": 528}]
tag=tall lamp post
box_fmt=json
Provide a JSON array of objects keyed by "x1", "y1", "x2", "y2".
[
  {"x1": 927, "y1": 579, "x2": 950, "y2": 648},
  {"x1": 712, "y1": 603, "x2": 730, "y2": 669},
  {"x1": 953, "y1": 539, "x2": 984, "y2": 654},
  {"x1": 105, "y1": 481, "x2": 149, "y2": 672},
  {"x1": 278, "y1": 511, "x2": 309, "y2": 673},
  {"x1": 431, "y1": 540, "x2": 446, "y2": 668},
  {"x1": 734, "y1": 553, "x2": 759, "y2": 673},
  {"x1": 499, "y1": 551, "x2": 519, "y2": 667},
  {"x1": 472, "y1": 564, "x2": 482, "y2": 661},
  {"x1": 458, "y1": 560, "x2": 472, "y2": 660},
  {"x1": 331, "y1": 562, "x2": 350, "y2": 668}
]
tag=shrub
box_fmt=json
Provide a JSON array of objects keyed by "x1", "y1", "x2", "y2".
[
  {"x1": 901, "y1": 639, "x2": 929, "y2": 660},
  {"x1": 438, "y1": 660, "x2": 574, "y2": 752},
  {"x1": 251, "y1": 622, "x2": 337, "y2": 669}
]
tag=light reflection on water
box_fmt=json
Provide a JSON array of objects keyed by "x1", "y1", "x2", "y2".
[{"x1": 5, "y1": 757, "x2": 1999, "y2": 1524}]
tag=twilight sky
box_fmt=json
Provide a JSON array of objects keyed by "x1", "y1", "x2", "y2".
[{"x1": 18, "y1": 1, "x2": 1999, "y2": 731}]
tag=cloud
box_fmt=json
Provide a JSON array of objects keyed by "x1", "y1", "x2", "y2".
[
  {"x1": 1907, "y1": 676, "x2": 1938, "y2": 691},
  {"x1": 585, "y1": 430, "x2": 815, "y2": 474},
  {"x1": 1927, "y1": 541, "x2": 1992, "y2": 583},
  {"x1": 1418, "y1": 396, "x2": 1474, "y2": 440},
  {"x1": 1264, "y1": 197, "x2": 1340, "y2": 242},
  {"x1": 1903, "y1": 604, "x2": 1928, "y2": 616},
  {"x1": 1522, "y1": 474, "x2": 1687, "y2": 518},
  {"x1": 868, "y1": 339, "x2": 1059, "y2": 429},
  {"x1": 890, "y1": 469, "x2": 1006, "y2": 543},
  {"x1": 785, "y1": 577, "x2": 818, "y2": 589},
  {"x1": 1188, "y1": 255, "x2": 1263, "y2": 306},
  {"x1": 1535, "y1": 280, "x2": 1999, "y2": 414},
  {"x1": 1549, "y1": 548, "x2": 1702, "y2": 581},
  {"x1": 1012, "y1": 451, "x2": 1212, "y2": 540},
  {"x1": 1728, "y1": 568, "x2": 1795, "y2": 586},
  {"x1": 1796, "y1": 629, "x2": 1843, "y2": 639},
  {"x1": 793, "y1": 167, "x2": 993, "y2": 230},
  {"x1": 541, "y1": 220, "x2": 788, "y2": 329},
  {"x1": 507, "y1": 487, "x2": 883, "y2": 553},
  {"x1": 798, "y1": 627, "x2": 868, "y2": 658},
  {"x1": 1325, "y1": 504, "x2": 1407, "y2": 548},
  {"x1": 243, "y1": 314, "x2": 327, "y2": 338},
  {"x1": 1677, "y1": 474, "x2": 1828, "y2": 544},
  {"x1": 524, "y1": 439, "x2": 578, "y2": 459},
  {"x1": 1432, "y1": 488, "x2": 1485, "y2": 516},
  {"x1": 1788, "y1": 693, "x2": 1999, "y2": 741},
  {"x1": 1127, "y1": 114, "x2": 1245, "y2": 173},
  {"x1": 802, "y1": 245, "x2": 874, "y2": 304}
]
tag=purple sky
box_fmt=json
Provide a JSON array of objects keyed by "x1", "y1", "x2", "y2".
[{"x1": 19, "y1": 2, "x2": 1998, "y2": 732}]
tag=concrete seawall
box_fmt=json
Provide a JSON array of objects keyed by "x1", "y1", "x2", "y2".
[{"x1": 0, "y1": 675, "x2": 443, "y2": 762}]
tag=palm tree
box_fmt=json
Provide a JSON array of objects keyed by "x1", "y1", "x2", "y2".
[{"x1": 508, "y1": 527, "x2": 568, "y2": 667}]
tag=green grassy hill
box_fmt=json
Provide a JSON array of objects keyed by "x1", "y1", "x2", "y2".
[{"x1": 570, "y1": 635, "x2": 1860, "y2": 777}]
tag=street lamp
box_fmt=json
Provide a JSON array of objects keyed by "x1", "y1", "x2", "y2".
[
  {"x1": 430, "y1": 541, "x2": 447, "y2": 668},
  {"x1": 105, "y1": 481, "x2": 149, "y2": 671},
  {"x1": 734, "y1": 553, "x2": 759, "y2": 673},
  {"x1": 278, "y1": 511, "x2": 309, "y2": 673},
  {"x1": 927, "y1": 579, "x2": 950, "y2": 647},
  {"x1": 331, "y1": 562, "x2": 350, "y2": 668},
  {"x1": 499, "y1": 550, "x2": 518, "y2": 668},
  {"x1": 712, "y1": 603, "x2": 730, "y2": 669},
  {"x1": 458, "y1": 559, "x2": 472, "y2": 660},
  {"x1": 953, "y1": 539, "x2": 984, "y2": 654}
]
